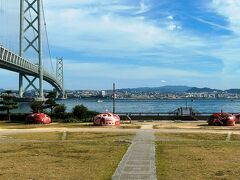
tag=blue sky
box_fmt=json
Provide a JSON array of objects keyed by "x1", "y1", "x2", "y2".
[{"x1": 1, "y1": 0, "x2": 240, "y2": 90}]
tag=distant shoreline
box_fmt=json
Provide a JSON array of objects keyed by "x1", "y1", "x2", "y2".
[{"x1": 62, "y1": 97, "x2": 240, "y2": 101}]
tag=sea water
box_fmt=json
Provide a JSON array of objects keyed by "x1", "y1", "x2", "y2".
[{"x1": 12, "y1": 99, "x2": 240, "y2": 114}]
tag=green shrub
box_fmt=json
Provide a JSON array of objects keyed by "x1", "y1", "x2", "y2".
[{"x1": 72, "y1": 105, "x2": 88, "y2": 120}]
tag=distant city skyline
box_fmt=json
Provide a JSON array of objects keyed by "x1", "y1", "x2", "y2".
[
  {"x1": 0, "y1": 0, "x2": 240, "y2": 90},
  {"x1": 2, "y1": 85, "x2": 240, "y2": 92}
]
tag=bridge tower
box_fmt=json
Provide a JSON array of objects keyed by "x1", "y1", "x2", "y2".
[
  {"x1": 19, "y1": 0, "x2": 43, "y2": 98},
  {"x1": 56, "y1": 57, "x2": 65, "y2": 98}
]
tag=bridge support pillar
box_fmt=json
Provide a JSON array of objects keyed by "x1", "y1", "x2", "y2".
[
  {"x1": 19, "y1": 0, "x2": 43, "y2": 99},
  {"x1": 56, "y1": 58, "x2": 65, "y2": 98}
]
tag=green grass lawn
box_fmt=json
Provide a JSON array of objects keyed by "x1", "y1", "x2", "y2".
[
  {"x1": 157, "y1": 132, "x2": 227, "y2": 141},
  {"x1": 153, "y1": 121, "x2": 240, "y2": 130},
  {"x1": 0, "y1": 121, "x2": 99, "y2": 129},
  {"x1": 0, "y1": 121, "x2": 141, "y2": 129},
  {"x1": 0, "y1": 132, "x2": 134, "y2": 179},
  {"x1": 118, "y1": 124, "x2": 141, "y2": 129},
  {"x1": 156, "y1": 132, "x2": 240, "y2": 179}
]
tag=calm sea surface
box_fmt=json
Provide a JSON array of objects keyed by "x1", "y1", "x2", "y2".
[{"x1": 13, "y1": 99, "x2": 240, "y2": 114}]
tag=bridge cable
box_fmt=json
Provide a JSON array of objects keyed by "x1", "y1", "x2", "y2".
[{"x1": 41, "y1": 0, "x2": 55, "y2": 75}]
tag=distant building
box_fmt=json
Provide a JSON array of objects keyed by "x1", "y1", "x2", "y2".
[{"x1": 101, "y1": 90, "x2": 106, "y2": 97}]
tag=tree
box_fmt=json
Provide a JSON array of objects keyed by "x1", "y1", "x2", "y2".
[
  {"x1": 54, "y1": 104, "x2": 66, "y2": 119},
  {"x1": 72, "y1": 105, "x2": 88, "y2": 120},
  {"x1": 30, "y1": 100, "x2": 44, "y2": 113},
  {"x1": 44, "y1": 91, "x2": 57, "y2": 115},
  {"x1": 0, "y1": 91, "x2": 18, "y2": 121}
]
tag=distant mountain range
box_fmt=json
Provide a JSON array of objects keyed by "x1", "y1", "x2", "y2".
[
  {"x1": 119, "y1": 86, "x2": 192, "y2": 93},
  {"x1": 186, "y1": 87, "x2": 222, "y2": 93},
  {"x1": 118, "y1": 86, "x2": 240, "y2": 94}
]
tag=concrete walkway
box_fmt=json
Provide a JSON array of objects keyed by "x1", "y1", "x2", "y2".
[{"x1": 112, "y1": 125, "x2": 157, "y2": 180}]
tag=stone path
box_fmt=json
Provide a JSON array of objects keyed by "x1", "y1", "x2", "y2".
[{"x1": 112, "y1": 125, "x2": 157, "y2": 180}]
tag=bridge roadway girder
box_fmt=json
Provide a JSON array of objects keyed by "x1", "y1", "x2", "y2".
[{"x1": 0, "y1": 45, "x2": 64, "y2": 96}]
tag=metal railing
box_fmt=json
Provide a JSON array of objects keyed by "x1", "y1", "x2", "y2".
[{"x1": 117, "y1": 112, "x2": 240, "y2": 116}]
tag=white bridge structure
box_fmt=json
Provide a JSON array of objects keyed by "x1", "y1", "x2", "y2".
[
  {"x1": 0, "y1": 0, "x2": 65, "y2": 99},
  {"x1": 0, "y1": 46, "x2": 63, "y2": 96}
]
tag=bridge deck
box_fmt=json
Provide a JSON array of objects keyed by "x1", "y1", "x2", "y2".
[{"x1": 0, "y1": 45, "x2": 63, "y2": 94}]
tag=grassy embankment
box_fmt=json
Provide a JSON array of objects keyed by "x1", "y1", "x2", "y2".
[
  {"x1": 0, "y1": 132, "x2": 134, "y2": 179},
  {"x1": 154, "y1": 121, "x2": 240, "y2": 130},
  {"x1": 156, "y1": 132, "x2": 240, "y2": 179},
  {"x1": 0, "y1": 121, "x2": 141, "y2": 129}
]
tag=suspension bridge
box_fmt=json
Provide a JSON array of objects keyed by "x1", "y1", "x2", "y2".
[{"x1": 0, "y1": 0, "x2": 65, "y2": 99}]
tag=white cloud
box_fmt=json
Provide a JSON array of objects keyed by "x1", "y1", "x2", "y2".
[
  {"x1": 190, "y1": 16, "x2": 230, "y2": 31},
  {"x1": 205, "y1": 0, "x2": 240, "y2": 74},
  {"x1": 135, "y1": 0, "x2": 151, "y2": 14},
  {"x1": 210, "y1": 0, "x2": 240, "y2": 34},
  {"x1": 167, "y1": 15, "x2": 174, "y2": 20},
  {"x1": 167, "y1": 23, "x2": 182, "y2": 31},
  {"x1": 45, "y1": 5, "x2": 204, "y2": 59},
  {"x1": 166, "y1": 15, "x2": 182, "y2": 31},
  {"x1": 210, "y1": 36, "x2": 240, "y2": 72}
]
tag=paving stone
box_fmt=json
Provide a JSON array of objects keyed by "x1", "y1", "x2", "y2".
[
  {"x1": 126, "y1": 160, "x2": 151, "y2": 166},
  {"x1": 112, "y1": 128, "x2": 157, "y2": 180},
  {"x1": 123, "y1": 166, "x2": 151, "y2": 172},
  {"x1": 117, "y1": 173, "x2": 152, "y2": 180}
]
